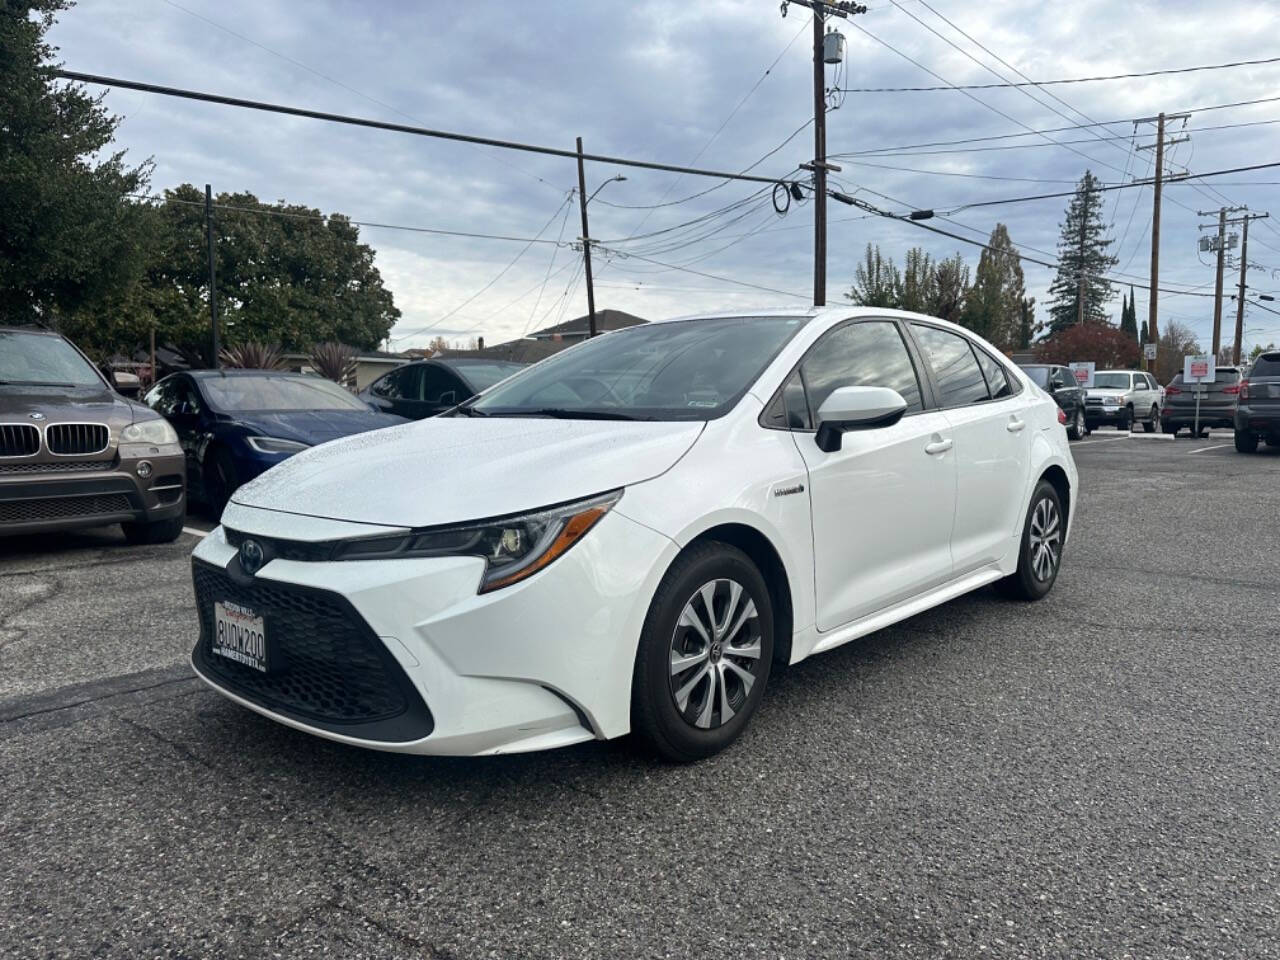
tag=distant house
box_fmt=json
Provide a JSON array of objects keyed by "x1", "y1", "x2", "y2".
[{"x1": 440, "y1": 309, "x2": 649, "y2": 365}]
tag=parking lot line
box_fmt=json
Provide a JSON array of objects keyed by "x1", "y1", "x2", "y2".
[
  {"x1": 1188, "y1": 443, "x2": 1234, "y2": 455},
  {"x1": 1072, "y1": 435, "x2": 1131, "y2": 446},
  {"x1": 182, "y1": 526, "x2": 209, "y2": 539}
]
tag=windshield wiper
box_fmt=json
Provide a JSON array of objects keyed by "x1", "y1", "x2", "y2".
[
  {"x1": 0, "y1": 380, "x2": 79, "y2": 387},
  {"x1": 498, "y1": 408, "x2": 644, "y2": 421},
  {"x1": 448, "y1": 404, "x2": 488, "y2": 417}
]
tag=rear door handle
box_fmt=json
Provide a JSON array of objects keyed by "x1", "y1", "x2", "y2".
[
  {"x1": 1006, "y1": 418, "x2": 1026, "y2": 433},
  {"x1": 925, "y1": 438, "x2": 953, "y2": 455}
]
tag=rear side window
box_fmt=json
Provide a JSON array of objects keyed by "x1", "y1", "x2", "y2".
[
  {"x1": 911, "y1": 324, "x2": 989, "y2": 407},
  {"x1": 1252, "y1": 355, "x2": 1280, "y2": 377},
  {"x1": 974, "y1": 349, "x2": 1013, "y2": 399}
]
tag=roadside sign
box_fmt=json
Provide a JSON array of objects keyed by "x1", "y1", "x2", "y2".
[
  {"x1": 1069, "y1": 362, "x2": 1095, "y2": 389},
  {"x1": 1144, "y1": 343, "x2": 1158, "y2": 360},
  {"x1": 1184, "y1": 354, "x2": 1215, "y2": 383}
]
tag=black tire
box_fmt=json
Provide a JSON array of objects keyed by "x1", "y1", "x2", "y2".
[
  {"x1": 204, "y1": 447, "x2": 238, "y2": 520},
  {"x1": 1120, "y1": 405, "x2": 1133, "y2": 431},
  {"x1": 1235, "y1": 430, "x2": 1259, "y2": 453},
  {"x1": 998, "y1": 480, "x2": 1064, "y2": 602},
  {"x1": 121, "y1": 515, "x2": 185, "y2": 545},
  {"x1": 1144, "y1": 405, "x2": 1158, "y2": 433},
  {"x1": 631, "y1": 542, "x2": 774, "y2": 762},
  {"x1": 1066, "y1": 408, "x2": 1085, "y2": 441}
]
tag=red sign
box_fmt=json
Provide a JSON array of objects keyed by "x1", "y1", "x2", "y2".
[
  {"x1": 1073, "y1": 368, "x2": 1089, "y2": 383},
  {"x1": 1190, "y1": 361, "x2": 1209, "y2": 378}
]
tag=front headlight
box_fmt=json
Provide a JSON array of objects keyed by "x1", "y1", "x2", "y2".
[
  {"x1": 120, "y1": 418, "x2": 178, "y2": 445},
  {"x1": 333, "y1": 490, "x2": 622, "y2": 593},
  {"x1": 245, "y1": 436, "x2": 310, "y2": 454}
]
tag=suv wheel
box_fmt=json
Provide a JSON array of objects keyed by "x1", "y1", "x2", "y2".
[
  {"x1": 1235, "y1": 430, "x2": 1259, "y2": 453},
  {"x1": 632, "y1": 542, "x2": 774, "y2": 762},
  {"x1": 1144, "y1": 405, "x2": 1158, "y2": 432},
  {"x1": 121, "y1": 515, "x2": 185, "y2": 545},
  {"x1": 998, "y1": 481, "x2": 1064, "y2": 602},
  {"x1": 1120, "y1": 405, "x2": 1133, "y2": 431},
  {"x1": 1066, "y1": 409, "x2": 1084, "y2": 441}
]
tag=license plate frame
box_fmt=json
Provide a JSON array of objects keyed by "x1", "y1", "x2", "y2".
[{"x1": 211, "y1": 600, "x2": 269, "y2": 673}]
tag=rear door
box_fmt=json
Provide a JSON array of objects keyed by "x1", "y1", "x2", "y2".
[
  {"x1": 909, "y1": 324, "x2": 1033, "y2": 576},
  {"x1": 790, "y1": 318, "x2": 956, "y2": 631}
]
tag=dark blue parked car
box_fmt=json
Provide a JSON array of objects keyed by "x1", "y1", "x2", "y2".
[{"x1": 145, "y1": 370, "x2": 406, "y2": 516}]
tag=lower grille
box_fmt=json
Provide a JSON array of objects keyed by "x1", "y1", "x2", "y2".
[
  {"x1": 0, "y1": 459, "x2": 116, "y2": 475},
  {"x1": 0, "y1": 493, "x2": 132, "y2": 524},
  {"x1": 0, "y1": 424, "x2": 40, "y2": 457},
  {"x1": 191, "y1": 559, "x2": 433, "y2": 741},
  {"x1": 47, "y1": 423, "x2": 109, "y2": 456}
]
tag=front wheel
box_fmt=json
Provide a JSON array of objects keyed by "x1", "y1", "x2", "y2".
[
  {"x1": 631, "y1": 542, "x2": 774, "y2": 762},
  {"x1": 121, "y1": 515, "x2": 185, "y2": 545},
  {"x1": 1235, "y1": 430, "x2": 1259, "y2": 453},
  {"x1": 998, "y1": 481, "x2": 1064, "y2": 602},
  {"x1": 1119, "y1": 406, "x2": 1133, "y2": 431}
]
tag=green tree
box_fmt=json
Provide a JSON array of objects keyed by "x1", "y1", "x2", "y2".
[
  {"x1": 1046, "y1": 171, "x2": 1118, "y2": 335},
  {"x1": 0, "y1": 0, "x2": 152, "y2": 324},
  {"x1": 961, "y1": 223, "x2": 1026, "y2": 350},
  {"x1": 930, "y1": 253, "x2": 970, "y2": 322},
  {"x1": 1119, "y1": 286, "x2": 1139, "y2": 341},
  {"x1": 63, "y1": 186, "x2": 401, "y2": 364},
  {"x1": 846, "y1": 244, "x2": 901, "y2": 308},
  {"x1": 898, "y1": 247, "x2": 936, "y2": 314},
  {"x1": 1140, "y1": 319, "x2": 1149, "y2": 346},
  {"x1": 1249, "y1": 342, "x2": 1277, "y2": 361},
  {"x1": 1017, "y1": 296, "x2": 1039, "y2": 349}
]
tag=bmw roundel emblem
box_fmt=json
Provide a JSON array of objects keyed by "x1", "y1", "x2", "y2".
[
  {"x1": 29, "y1": 412, "x2": 46, "y2": 421},
  {"x1": 239, "y1": 539, "x2": 265, "y2": 576}
]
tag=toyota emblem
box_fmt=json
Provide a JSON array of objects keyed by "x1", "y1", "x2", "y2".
[{"x1": 239, "y1": 539, "x2": 265, "y2": 576}]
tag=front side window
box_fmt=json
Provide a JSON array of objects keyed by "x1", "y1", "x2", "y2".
[
  {"x1": 0, "y1": 331, "x2": 104, "y2": 388},
  {"x1": 145, "y1": 377, "x2": 180, "y2": 416},
  {"x1": 423, "y1": 367, "x2": 466, "y2": 405},
  {"x1": 797, "y1": 320, "x2": 924, "y2": 423},
  {"x1": 471, "y1": 316, "x2": 806, "y2": 421},
  {"x1": 372, "y1": 366, "x2": 421, "y2": 400},
  {"x1": 911, "y1": 324, "x2": 989, "y2": 407}
]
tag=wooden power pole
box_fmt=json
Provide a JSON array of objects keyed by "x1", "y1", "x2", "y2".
[
  {"x1": 1137, "y1": 112, "x2": 1189, "y2": 372},
  {"x1": 574, "y1": 137, "x2": 598, "y2": 339},
  {"x1": 1229, "y1": 211, "x2": 1270, "y2": 365},
  {"x1": 205, "y1": 183, "x2": 220, "y2": 370},
  {"x1": 1199, "y1": 204, "x2": 1247, "y2": 356}
]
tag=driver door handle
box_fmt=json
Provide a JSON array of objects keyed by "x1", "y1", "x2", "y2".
[
  {"x1": 924, "y1": 438, "x2": 953, "y2": 455},
  {"x1": 1006, "y1": 418, "x2": 1026, "y2": 433}
]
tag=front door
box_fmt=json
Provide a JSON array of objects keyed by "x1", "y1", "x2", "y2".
[{"x1": 790, "y1": 319, "x2": 957, "y2": 632}]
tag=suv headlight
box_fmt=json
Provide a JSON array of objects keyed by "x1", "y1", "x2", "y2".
[
  {"x1": 120, "y1": 418, "x2": 178, "y2": 445},
  {"x1": 245, "y1": 436, "x2": 310, "y2": 454},
  {"x1": 333, "y1": 490, "x2": 622, "y2": 593}
]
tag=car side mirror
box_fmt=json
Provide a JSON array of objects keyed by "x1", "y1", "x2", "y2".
[
  {"x1": 814, "y1": 386, "x2": 908, "y2": 453},
  {"x1": 1050, "y1": 379, "x2": 1064, "y2": 390}
]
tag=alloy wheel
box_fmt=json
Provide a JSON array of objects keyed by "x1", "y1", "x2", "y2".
[
  {"x1": 668, "y1": 578, "x2": 764, "y2": 730},
  {"x1": 1028, "y1": 498, "x2": 1062, "y2": 582}
]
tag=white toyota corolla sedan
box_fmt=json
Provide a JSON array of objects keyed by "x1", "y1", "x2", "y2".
[{"x1": 191, "y1": 307, "x2": 1077, "y2": 761}]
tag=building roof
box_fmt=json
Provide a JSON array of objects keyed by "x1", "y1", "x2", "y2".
[
  {"x1": 443, "y1": 338, "x2": 565, "y2": 365},
  {"x1": 528, "y1": 309, "x2": 647, "y2": 339}
]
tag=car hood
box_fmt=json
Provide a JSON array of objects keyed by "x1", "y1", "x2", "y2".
[
  {"x1": 230, "y1": 409, "x2": 407, "y2": 446},
  {"x1": 0, "y1": 382, "x2": 152, "y2": 427},
  {"x1": 1087, "y1": 388, "x2": 1129, "y2": 398},
  {"x1": 231, "y1": 416, "x2": 705, "y2": 527}
]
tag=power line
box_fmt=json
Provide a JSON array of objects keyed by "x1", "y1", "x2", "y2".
[
  {"x1": 837, "y1": 55, "x2": 1280, "y2": 92},
  {"x1": 57, "y1": 70, "x2": 791, "y2": 187},
  {"x1": 596, "y1": 246, "x2": 809, "y2": 300}
]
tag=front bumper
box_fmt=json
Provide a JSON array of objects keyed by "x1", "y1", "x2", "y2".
[
  {"x1": 190, "y1": 503, "x2": 679, "y2": 755},
  {"x1": 0, "y1": 446, "x2": 185, "y2": 537},
  {"x1": 1084, "y1": 405, "x2": 1128, "y2": 426}
]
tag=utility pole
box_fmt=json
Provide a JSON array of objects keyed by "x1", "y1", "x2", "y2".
[
  {"x1": 1137, "y1": 112, "x2": 1189, "y2": 372},
  {"x1": 150, "y1": 326, "x2": 156, "y2": 387},
  {"x1": 1198, "y1": 204, "x2": 1247, "y2": 356},
  {"x1": 1229, "y1": 211, "x2": 1270, "y2": 365},
  {"x1": 574, "y1": 137, "x2": 598, "y2": 339},
  {"x1": 780, "y1": 0, "x2": 866, "y2": 307},
  {"x1": 205, "y1": 184, "x2": 220, "y2": 369}
]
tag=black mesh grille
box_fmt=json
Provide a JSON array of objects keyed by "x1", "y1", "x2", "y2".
[
  {"x1": 0, "y1": 493, "x2": 132, "y2": 523},
  {"x1": 223, "y1": 527, "x2": 336, "y2": 562},
  {"x1": 0, "y1": 424, "x2": 40, "y2": 457},
  {"x1": 0, "y1": 459, "x2": 116, "y2": 474},
  {"x1": 46, "y1": 423, "x2": 109, "y2": 455},
  {"x1": 191, "y1": 559, "x2": 432, "y2": 740}
]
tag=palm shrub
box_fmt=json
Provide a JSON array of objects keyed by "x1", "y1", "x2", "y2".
[
  {"x1": 220, "y1": 341, "x2": 285, "y2": 370},
  {"x1": 309, "y1": 342, "x2": 358, "y2": 387}
]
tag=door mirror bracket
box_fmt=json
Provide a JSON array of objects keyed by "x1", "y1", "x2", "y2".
[{"x1": 813, "y1": 386, "x2": 909, "y2": 453}]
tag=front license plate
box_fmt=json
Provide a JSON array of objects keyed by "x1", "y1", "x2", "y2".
[{"x1": 212, "y1": 600, "x2": 268, "y2": 672}]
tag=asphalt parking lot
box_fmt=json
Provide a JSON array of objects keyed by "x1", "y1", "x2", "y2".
[{"x1": 2, "y1": 434, "x2": 1277, "y2": 959}]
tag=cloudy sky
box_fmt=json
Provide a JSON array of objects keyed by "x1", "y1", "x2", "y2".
[{"x1": 50, "y1": 0, "x2": 1280, "y2": 351}]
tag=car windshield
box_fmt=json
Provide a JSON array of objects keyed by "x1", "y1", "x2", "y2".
[
  {"x1": 0, "y1": 331, "x2": 103, "y2": 387},
  {"x1": 468, "y1": 316, "x2": 807, "y2": 420},
  {"x1": 1094, "y1": 373, "x2": 1131, "y2": 389},
  {"x1": 200, "y1": 374, "x2": 370, "y2": 412},
  {"x1": 455, "y1": 362, "x2": 524, "y2": 391},
  {"x1": 1022, "y1": 367, "x2": 1050, "y2": 388}
]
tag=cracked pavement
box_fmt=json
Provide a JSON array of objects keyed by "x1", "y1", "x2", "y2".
[{"x1": 1, "y1": 436, "x2": 1278, "y2": 958}]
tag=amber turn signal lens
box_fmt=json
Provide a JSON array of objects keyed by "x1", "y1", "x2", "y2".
[{"x1": 479, "y1": 505, "x2": 609, "y2": 593}]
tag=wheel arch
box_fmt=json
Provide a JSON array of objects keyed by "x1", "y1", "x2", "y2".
[
  {"x1": 683, "y1": 522, "x2": 795, "y2": 668},
  {"x1": 1038, "y1": 463, "x2": 1072, "y2": 533}
]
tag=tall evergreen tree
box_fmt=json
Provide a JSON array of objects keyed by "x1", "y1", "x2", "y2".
[
  {"x1": 1119, "y1": 285, "x2": 1139, "y2": 341},
  {"x1": 961, "y1": 223, "x2": 1026, "y2": 350},
  {"x1": 1140, "y1": 320, "x2": 1149, "y2": 346},
  {"x1": 1046, "y1": 171, "x2": 1119, "y2": 335},
  {"x1": 1017, "y1": 296, "x2": 1039, "y2": 349}
]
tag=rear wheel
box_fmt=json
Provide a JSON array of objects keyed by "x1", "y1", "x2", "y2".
[
  {"x1": 1066, "y1": 409, "x2": 1084, "y2": 441},
  {"x1": 632, "y1": 542, "x2": 774, "y2": 762},
  {"x1": 121, "y1": 515, "x2": 185, "y2": 545},
  {"x1": 1235, "y1": 430, "x2": 1259, "y2": 453},
  {"x1": 1144, "y1": 405, "x2": 1158, "y2": 432},
  {"x1": 998, "y1": 481, "x2": 1064, "y2": 602}
]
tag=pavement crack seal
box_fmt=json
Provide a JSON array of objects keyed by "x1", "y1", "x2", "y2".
[
  {"x1": 0, "y1": 664, "x2": 197, "y2": 732},
  {"x1": 0, "y1": 572, "x2": 62, "y2": 652}
]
